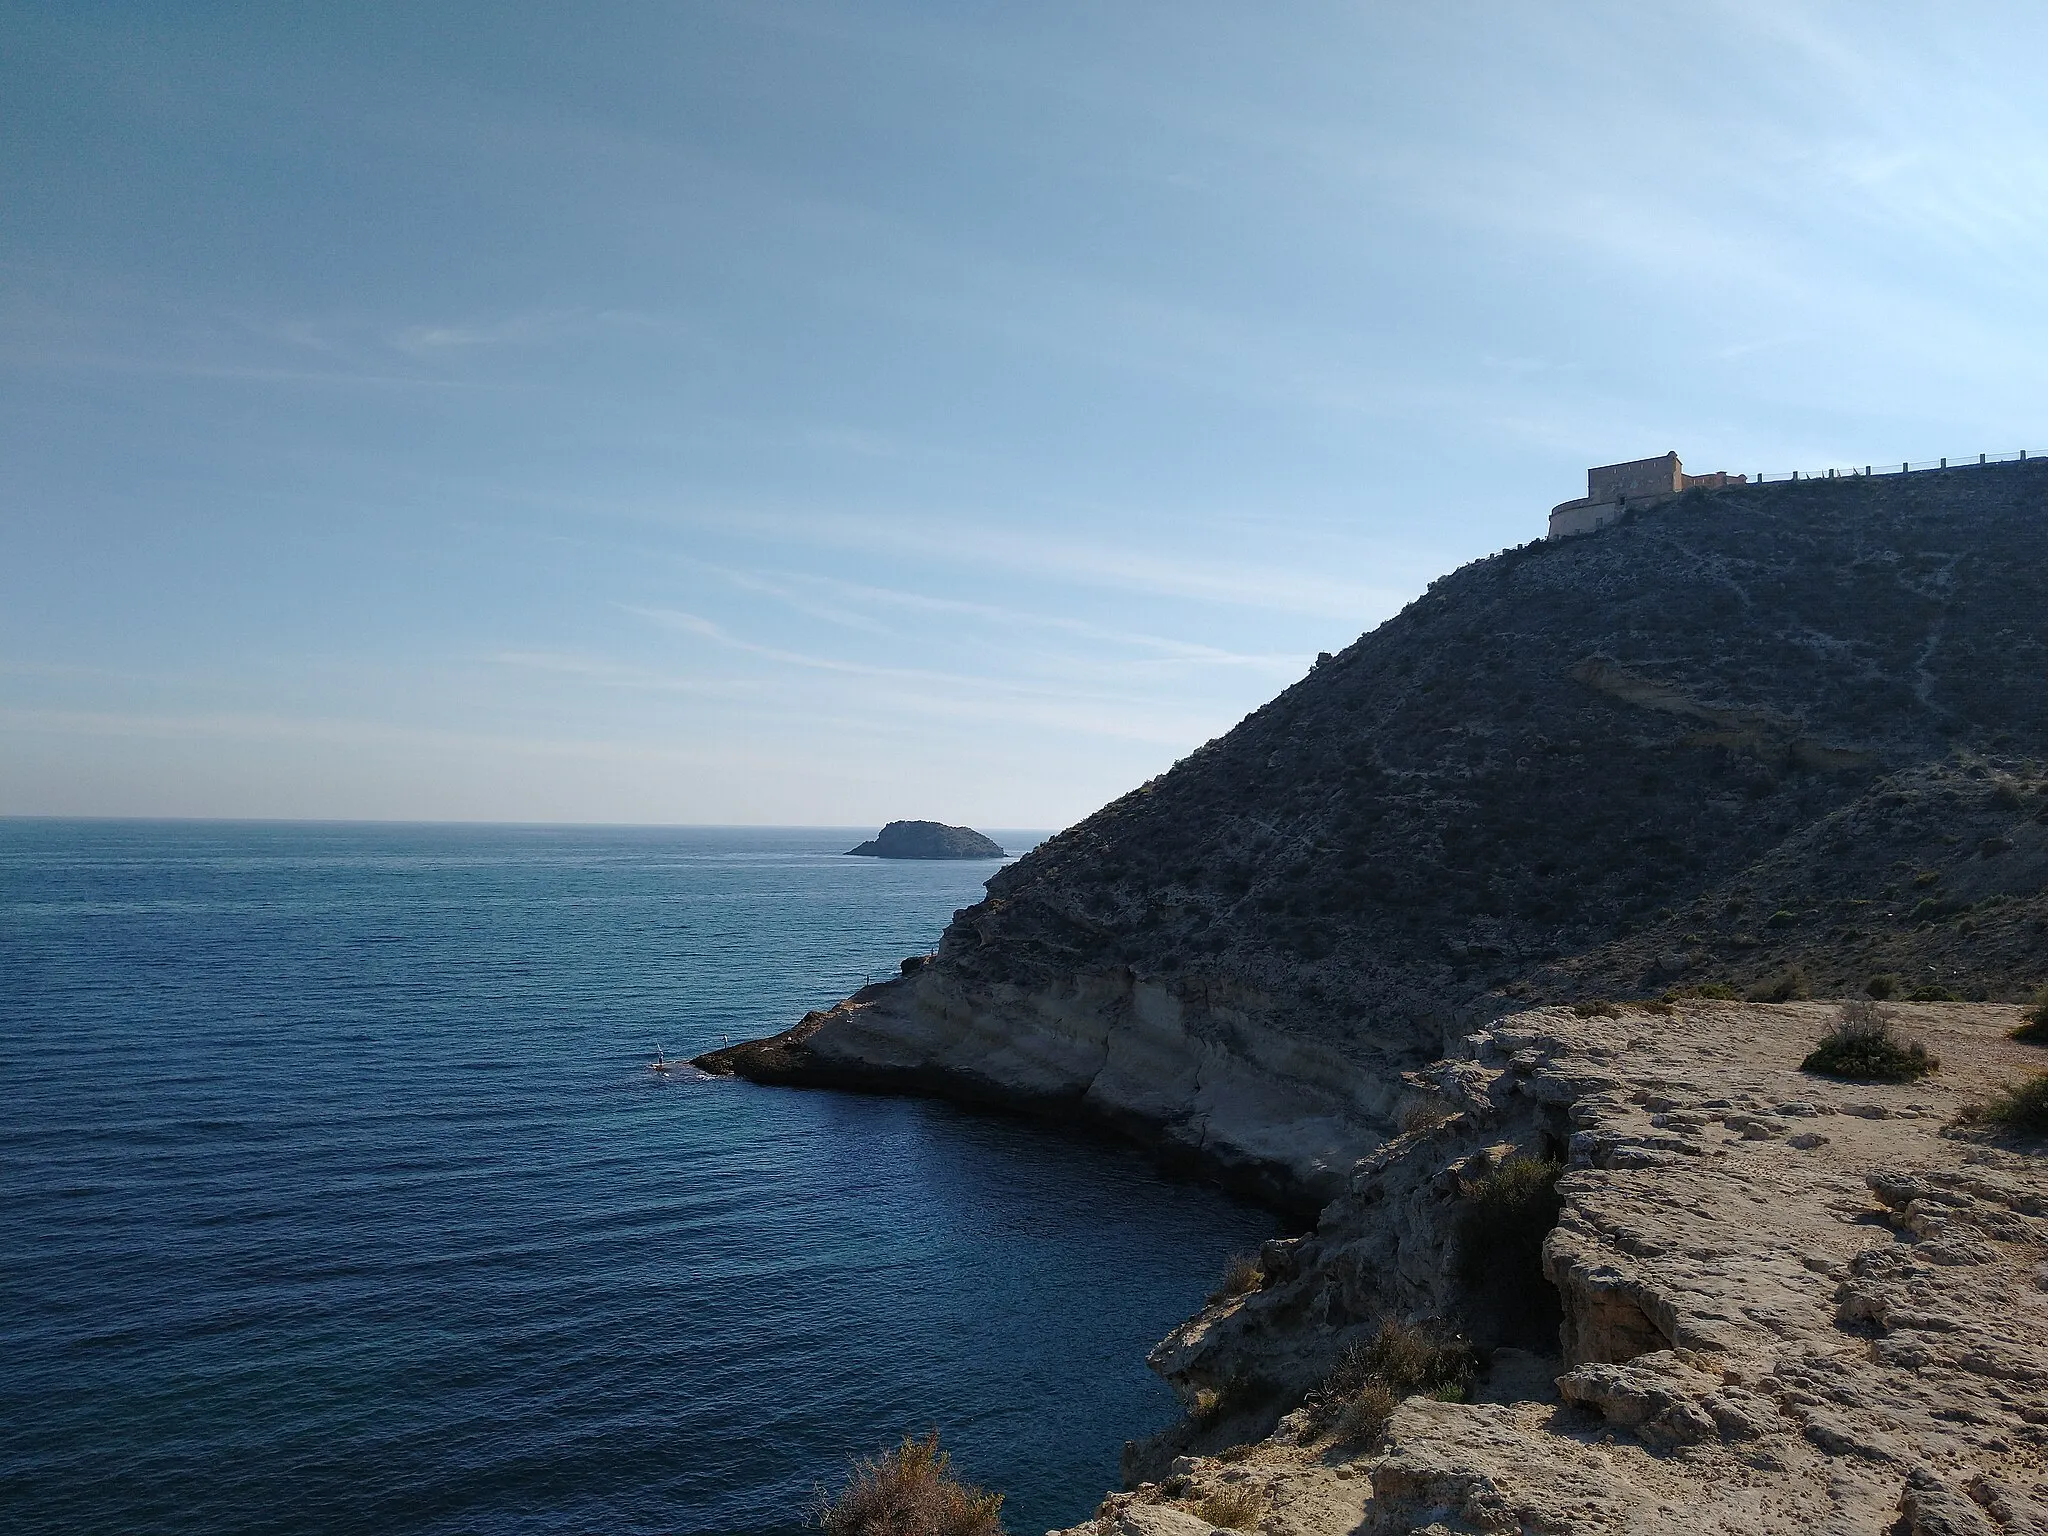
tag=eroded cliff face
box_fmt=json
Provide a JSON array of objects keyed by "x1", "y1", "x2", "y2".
[
  {"x1": 1067, "y1": 1000, "x2": 2048, "y2": 1536},
  {"x1": 696, "y1": 963, "x2": 1410, "y2": 1211},
  {"x1": 698, "y1": 462, "x2": 2048, "y2": 1205}
]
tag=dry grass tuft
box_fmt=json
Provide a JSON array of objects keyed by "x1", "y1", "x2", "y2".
[
  {"x1": 1303, "y1": 1318, "x2": 1478, "y2": 1446},
  {"x1": 1330, "y1": 1379, "x2": 1398, "y2": 1444},
  {"x1": 1398, "y1": 1094, "x2": 1456, "y2": 1135},
  {"x1": 1801, "y1": 1000, "x2": 1936, "y2": 1083},
  {"x1": 815, "y1": 1432, "x2": 1005, "y2": 1536},
  {"x1": 1193, "y1": 1485, "x2": 1267, "y2": 1531},
  {"x1": 1216, "y1": 1251, "x2": 1264, "y2": 1300}
]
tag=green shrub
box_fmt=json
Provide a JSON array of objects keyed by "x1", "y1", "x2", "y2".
[
  {"x1": 1866, "y1": 973, "x2": 1897, "y2": 1001},
  {"x1": 817, "y1": 1434, "x2": 1005, "y2": 1536},
  {"x1": 1766, "y1": 909, "x2": 1796, "y2": 928},
  {"x1": 1964, "y1": 1073, "x2": 2048, "y2": 1134},
  {"x1": 2011, "y1": 988, "x2": 2048, "y2": 1044},
  {"x1": 1746, "y1": 965, "x2": 1810, "y2": 1003},
  {"x1": 1570, "y1": 1000, "x2": 1621, "y2": 1018},
  {"x1": 1456, "y1": 1156, "x2": 1565, "y2": 1343},
  {"x1": 1906, "y1": 984, "x2": 1958, "y2": 1002},
  {"x1": 1801, "y1": 1001, "x2": 1936, "y2": 1083}
]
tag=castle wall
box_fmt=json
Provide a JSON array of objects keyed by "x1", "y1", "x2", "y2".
[{"x1": 1587, "y1": 452, "x2": 1683, "y2": 503}]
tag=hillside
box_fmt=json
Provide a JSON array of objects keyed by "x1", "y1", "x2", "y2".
[{"x1": 699, "y1": 460, "x2": 2048, "y2": 1210}]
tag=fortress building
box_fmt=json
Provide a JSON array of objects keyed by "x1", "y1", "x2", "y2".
[{"x1": 1548, "y1": 452, "x2": 1744, "y2": 539}]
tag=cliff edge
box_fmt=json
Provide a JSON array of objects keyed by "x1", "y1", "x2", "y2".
[
  {"x1": 1060, "y1": 999, "x2": 2048, "y2": 1536},
  {"x1": 699, "y1": 461, "x2": 2048, "y2": 1211}
]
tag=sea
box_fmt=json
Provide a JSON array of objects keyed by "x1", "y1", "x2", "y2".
[{"x1": 0, "y1": 821, "x2": 1278, "y2": 1536}]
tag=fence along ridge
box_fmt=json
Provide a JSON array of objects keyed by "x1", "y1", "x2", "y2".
[{"x1": 1750, "y1": 449, "x2": 2043, "y2": 485}]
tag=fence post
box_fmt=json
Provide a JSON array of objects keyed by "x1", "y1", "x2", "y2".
[
  {"x1": 1979, "y1": 453, "x2": 1986, "y2": 464},
  {"x1": 1941, "y1": 458, "x2": 1947, "y2": 468}
]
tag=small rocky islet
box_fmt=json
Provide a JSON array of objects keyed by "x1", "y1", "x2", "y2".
[
  {"x1": 712, "y1": 459, "x2": 2048, "y2": 1536},
  {"x1": 843, "y1": 820, "x2": 1005, "y2": 860}
]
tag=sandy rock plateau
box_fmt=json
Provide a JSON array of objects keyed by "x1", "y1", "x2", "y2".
[{"x1": 1066, "y1": 1000, "x2": 2045, "y2": 1535}]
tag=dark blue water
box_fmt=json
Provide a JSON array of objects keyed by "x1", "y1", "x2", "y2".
[{"x1": 0, "y1": 821, "x2": 1276, "y2": 1536}]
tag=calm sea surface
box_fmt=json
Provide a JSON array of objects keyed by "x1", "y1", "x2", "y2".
[{"x1": 0, "y1": 821, "x2": 1277, "y2": 1536}]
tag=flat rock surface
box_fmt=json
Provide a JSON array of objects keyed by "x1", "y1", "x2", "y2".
[{"x1": 1055, "y1": 1002, "x2": 2048, "y2": 1536}]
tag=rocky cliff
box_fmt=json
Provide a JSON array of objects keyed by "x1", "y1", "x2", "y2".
[
  {"x1": 1062, "y1": 999, "x2": 2048, "y2": 1536},
  {"x1": 699, "y1": 461, "x2": 2048, "y2": 1212}
]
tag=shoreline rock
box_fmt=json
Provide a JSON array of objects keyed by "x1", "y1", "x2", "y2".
[
  {"x1": 690, "y1": 966, "x2": 1372, "y2": 1219},
  {"x1": 1060, "y1": 999, "x2": 2048, "y2": 1535}
]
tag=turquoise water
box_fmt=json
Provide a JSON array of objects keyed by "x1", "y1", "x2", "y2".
[{"x1": 0, "y1": 821, "x2": 1277, "y2": 1536}]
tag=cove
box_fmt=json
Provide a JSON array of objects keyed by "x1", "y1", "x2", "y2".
[{"x1": 0, "y1": 821, "x2": 1281, "y2": 1536}]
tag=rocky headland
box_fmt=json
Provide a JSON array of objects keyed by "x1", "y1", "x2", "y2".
[
  {"x1": 845, "y1": 821, "x2": 1006, "y2": 859},
  {"x1": 699, "y1": 461, "x2": 2048, "y2": 1531}
]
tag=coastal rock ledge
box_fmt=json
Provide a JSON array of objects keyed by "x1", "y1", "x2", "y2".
[
  {"x1": 1059, "y1": 1000, "x2": 2048, "y2": 1536},
  {"x1": 844, "y1": 820, "x2": 1005, "y2": 859}
]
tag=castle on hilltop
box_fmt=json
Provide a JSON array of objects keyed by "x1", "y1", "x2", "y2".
[{"x1": 1548, "y1": 452, "x2": 1745, "y2": 539}]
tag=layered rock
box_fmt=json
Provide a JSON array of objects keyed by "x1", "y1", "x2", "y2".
[{"x1": 1062, "y1": 1000, "x2": 2048, "y2": 1536}]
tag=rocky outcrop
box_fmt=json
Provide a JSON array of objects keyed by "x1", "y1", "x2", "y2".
[
  {"x1": 701, "y1": 463, "x2": 2048, "y2": 1206},
  {"x1": 844, "y1": 821, "x2": 1005, "y2": 859},
  {"x1": 696, "y1": 963, "x2": 1407, "y2": 1213},
  {"x1": 1057, "y1": 1000, "x2": 2048, "y2": 1536}
]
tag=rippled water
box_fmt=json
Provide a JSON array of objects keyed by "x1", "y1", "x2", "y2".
[{"x1": 0, "y1": 821, "x2": 1277, "y2": 1536}]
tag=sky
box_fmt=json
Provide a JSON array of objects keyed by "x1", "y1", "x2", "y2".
[{"x1": 5, "y1": 2, "x2": 2048, "y2": 828}]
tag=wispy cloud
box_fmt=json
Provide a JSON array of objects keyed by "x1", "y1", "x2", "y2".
[{"x1": 741, "y1": 569, "x2": 1303, "y2": 669}]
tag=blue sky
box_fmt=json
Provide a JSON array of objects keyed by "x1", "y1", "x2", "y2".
[{"x1": 6, "y1": 2, "x2": 2047, "y2": 827}]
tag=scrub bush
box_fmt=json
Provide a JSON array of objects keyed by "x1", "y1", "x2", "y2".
[
  {"x1": 1312, "y1": 1318, "x2": 1478, "y2": 1446},
  {"x1": 1966, "y1": 1073, "x2": 2048, "y2": 1134},
  {"x1": 816, "y1": 1434, "x2": 1005, "y2": 1536},
  {"x1": 1746, "y1": 965, "x2": 1810, "y2": 1003},
  {"x1": 1801, "y1": 1001, "x2": 1935, "y2": 1082},
  {"x1": 2011, "y1": 988, "x2": 2048, "y2": 1043},
  {"x1": 1193, "y1": 1486, "x2": 1267, "y2": 1532}
]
